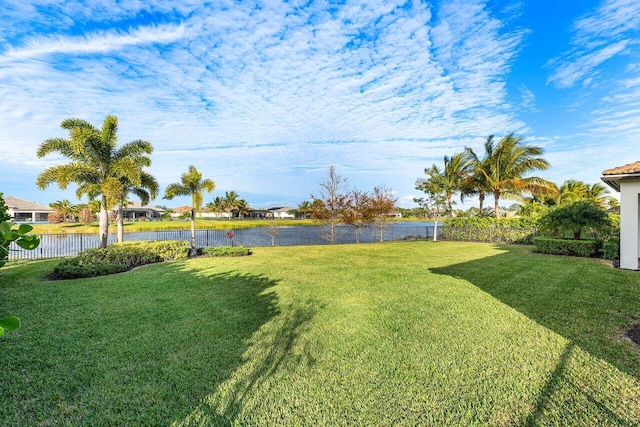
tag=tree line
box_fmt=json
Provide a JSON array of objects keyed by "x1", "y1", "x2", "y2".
[
  {"x1": 35, "y1": 116, "x2": 399, "y2": 253},
  {"x1": 415, "y1": 133, "x2": 617, "y2": 219}
]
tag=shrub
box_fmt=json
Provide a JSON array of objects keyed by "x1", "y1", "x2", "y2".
[
  {"x1": 52, "y1": 257, "x2": 129, "y2": 280},
  {"x1": 539, "y1": 201, "x2": 611, "y2": 240},
  {"x1": 78, "y1": 207, "x2": 95, "y2": 225},
  {"x1": 602, "y1": 238, "x2": 620, "y2": 260},
  {"x1": 443, "y1": 217, "x2": 538, "y2": 244},
  {"x1": 198, "y1": 246, "x2": 251, "y2": 257},
  {"x1": 47, "y1": 211, "x2": 66, "y2": 224},
  {"x1": 533, "y1": 237, "x2": 598, "y2": 257},
  {"x1": 78, "y1": 240, "x2": 190, "y2": 267},
  {"x1": 50, "y1": 240, "x2": 190, "y2": 280}
]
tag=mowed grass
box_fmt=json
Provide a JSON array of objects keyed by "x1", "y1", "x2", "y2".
[{"x1": 1, "y1": 242, "x2": 639, "y2": 425}]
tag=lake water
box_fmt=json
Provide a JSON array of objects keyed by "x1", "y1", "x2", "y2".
[{"x1": 9, "y1": 222, "x2": 441, "y2": 260}]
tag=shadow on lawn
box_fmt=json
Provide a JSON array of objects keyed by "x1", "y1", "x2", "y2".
[
  {"x1": 174, "y1": 299, "x2": 320, "y2": 426},
  {"x1": 431, "y1": 245, "x2": 640, "y2": 424},
  {"x1": 429, "y1": 245, "x2": 640, "y2": 378},
  {"x1": 101, "y1": 263, "x2": 286, "y2": 425}
]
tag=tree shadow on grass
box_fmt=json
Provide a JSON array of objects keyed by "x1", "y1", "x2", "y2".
[
  {"x1": 430, "y1": 245, "x2": 640, "y2": 378},
  {"x1": 99, "y1": 266, "x2": 288, "y2": 426},
  {"x1": 0, "y1": 264, "x2": 288, "y2": 425},
  {"x1": 174, "y1": 298, "x2": 321, "y2": 426},
  {"x1": 430, "y1": 245, "x2": 640, "y2": 424}
]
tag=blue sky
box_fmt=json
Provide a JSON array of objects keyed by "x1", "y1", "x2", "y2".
[{"x1": 1, "y1": 0, "x2": 640, "y2": 209}]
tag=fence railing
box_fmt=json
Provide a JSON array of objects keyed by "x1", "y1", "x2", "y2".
[{"x1": 8, "y1": 225, "x2": 442, "y2": 261}]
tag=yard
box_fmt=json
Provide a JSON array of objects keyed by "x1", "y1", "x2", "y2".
[{"x1": 1, "y1": 242, "x2": 639, "y2": 425}]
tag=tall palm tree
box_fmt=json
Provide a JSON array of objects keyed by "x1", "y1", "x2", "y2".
[
  {"x1": 223, "y1": 191, "x2": 240, "y2": 220},
  {"x1": 463, "y1": 136, "x2": 494, "y2": 215},
  {"x1": 477, "y1": 133, "x2": 553, "y2": 218},
  {"x1": 115, "y1": 171, "x2": 159, "y2": 242},
  {"x1": 163, "y1": 165, "x2": 215, "y2": 255},
  {"x1": 37, "y1": 116, "x2": 154, "y2": 247},
  {"x1": 442, "y1": 153, "x2": 470, "y2": 216}
]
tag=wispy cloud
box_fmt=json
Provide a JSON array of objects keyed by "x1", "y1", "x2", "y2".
[
  {"x1": 547, "y1": 0, "x2": 640, "y2": 88},
  {"x1": 0, "y1": 0, "x2": 529, "y2": 206},
  {"x1": 0, "y1": 23, "x2": 187, "y2": 61}
]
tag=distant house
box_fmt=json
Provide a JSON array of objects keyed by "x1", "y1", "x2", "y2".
[
  {"x1": 170, "y1": 206, "x2": 193, "y2": 218},
  {"x1": 248, "y1": 208, "x2": 269, "y2": 219},
  {"x1": 116, "y1": 202, "x2": 165, "y2": 220},
  {"x1": 169, "y1": 206, "x2": 230, "y2": 219},
  {"x1": 5, "y1": 196, "x2": 52, "y2": 222},
  {"x1": 267, "y1": 207, "x2": 295, "y2": 219}
]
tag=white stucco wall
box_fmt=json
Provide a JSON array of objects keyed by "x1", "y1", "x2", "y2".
[{"x1": 619, "y1": 179, "x2": 640, "y2": 270}]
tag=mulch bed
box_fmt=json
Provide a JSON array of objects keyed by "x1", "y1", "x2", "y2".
[{"x1": 625, "y1": 324, "x2": 640, "y2": 347}]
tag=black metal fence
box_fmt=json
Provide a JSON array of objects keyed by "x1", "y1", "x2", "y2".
[{"x1": 8, "y1": 224, "x2": 441, "y2": 261}]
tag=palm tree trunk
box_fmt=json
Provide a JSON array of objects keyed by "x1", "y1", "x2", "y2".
[
  {"x1": 494, "y1": 193, "x2": 500, "y2": 218},
  {"x1": 190, "y1": 209, "x2": 196, "y2": 256},
  {"x1": 99, "y1": 195, "x2": 109, "y2": 248},
  {"x1": 117, "y1": 205, "x2": 124, "y2": 243},
  {"x1": 433, "y1": 214, "x2": 438, "y2": 242},
  {"x1": 479, "y1": 192, "x2": 485, "y2": 215}
]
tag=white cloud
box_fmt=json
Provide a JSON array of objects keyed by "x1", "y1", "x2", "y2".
[
  {"x1": 547, "y1": 0, "x2": 640, "y2": 88},
  {"x1": 0, "y1": 0, "x2": 529, "y2": 207},
  {"x1": 0, "y1": 23, "x2": 187, "y2": 61}
]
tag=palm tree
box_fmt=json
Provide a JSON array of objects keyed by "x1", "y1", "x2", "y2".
[
  {"x1": 235, "y1": 199, "x2": 249, "y2": 219},
  {"x1": 297, "y1": 200, "x2": 312, "y2": 219},
  {"x1": 49, "y1": 199, "x2": 78, "y2": 222},
  {"x1": 223, "y1": 191, "x2": 240, "y2": 220},
  {"x1": 463, "y1": 136, "x2": 494, "y2": 215},
  {"x1": 115, "y1": 171, "x2": 159, "y2": 242},
  {"x1": 206, "y1": 196, "x2": 227, "y2": 219},
  {"x1": 163, "y1": 165, "x2": 215, "y2": 255},
  {"x1": 475, "y1": 133, "x2": 553, "y2": 218},
  {"x1": 557, "y1": 180, "x2": 609, "y2": 207},
  {"x1": 37, "y1": 116, "x2": 154, "y2": 247},
  {"x1": 586, "y1": 183, "x2": 610, "y2": 207},
  {"x1": 442, "y1": 153, "x2": 470, "y2": 216}
]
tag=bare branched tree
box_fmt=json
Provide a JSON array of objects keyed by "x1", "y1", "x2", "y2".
[{"x1": 311, "y1": 166, "x2": 351, "y2": 244}]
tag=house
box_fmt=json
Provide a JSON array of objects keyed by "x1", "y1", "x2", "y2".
[
  {"x1": 169, "y1": 205, "x2": 230, "y2": 219},
  {"x1": 602, "y1": 161, "x2": 640, "y2": 270},
  {"x1": 168, "y1": 206, "x2": 190, "y2": 218},
  {"x1": 4, "y1": 196, "x2": 52, "y2": 223},
  {"x1": 267, "y1": 207, "x2": 295, "y2": 219},
  {"x1": 116, "y1": 202, "x2": 165, "y2": 220}
]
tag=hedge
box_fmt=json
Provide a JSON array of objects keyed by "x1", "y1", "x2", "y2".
[
  {"x1": 197, "y1": 246, "x2": 251, "y2": 257},
  {"x1": 443, "y1": 217, "x2": 538, "y2": 244},
  {"x1": 602, "y1": 238, "x2": 620, "y2": 260},
  {"x1": 533, "y1": 237, "x2": 599, "y2": 257}
]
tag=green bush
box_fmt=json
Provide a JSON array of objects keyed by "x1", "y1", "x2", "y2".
[
  {"x1": 50, "y1": 240, "x2": 190, "y2": 280},
  {"x1": 602, "y1": 238, "x2": 620, "y2": 260},
  {"x1": 443, "y1": 217, "x2": 538, "y2": 244},
  {"x1": 533, "y1": 237, "x2": 599, "y2": 257},
  {"x1": 197, "y1": 246, "x2": 251, "y2": 257},
  {"x1": 539, "y1": 201, "x2": 611, "y2": 240},
  {"x1": 77, "y1": 240, "x2": 189, "y2": 268},
  {"x1": 52, "y1": 257, "x2": 129, "y2": 280}
]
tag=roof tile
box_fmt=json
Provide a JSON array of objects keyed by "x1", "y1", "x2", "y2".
[{"x1": 602, "y1": 161, "x2": 640, "y2": 176}]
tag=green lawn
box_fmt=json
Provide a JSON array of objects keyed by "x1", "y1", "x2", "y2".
[{"x1": 1, "y1": 242, "x2": 639, "y2": 425}]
